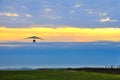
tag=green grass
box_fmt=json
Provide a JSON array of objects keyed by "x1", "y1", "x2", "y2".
[{"x1": 0, "y1": 70, "x2": 120, "y2": 80}]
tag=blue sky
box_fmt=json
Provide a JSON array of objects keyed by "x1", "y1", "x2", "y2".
[
  {"x1": 0, "y1": 0, "x2": 120, "y2": 28},
  {"x1": 0, "y1": 42, "x2": 120, "y2": 68}
]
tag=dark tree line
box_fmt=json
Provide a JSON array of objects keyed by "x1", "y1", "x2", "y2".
[
  {"x1": 37, "y1": 66, "x2": 120, "y2": 74},
  {"x1": 66, "y1": 66, "x2": 120, "y2": 74}
]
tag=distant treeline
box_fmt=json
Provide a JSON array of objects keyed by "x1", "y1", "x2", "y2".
[
  {"x1": 37, "y1": 66, "x2": 120, "y2": 74},
  {"x1": 1, "y1": 66, "x2": 120, "y2": 74},
  {"x1": 66, "y1": 67, "x2": 120, "y2": 74}
]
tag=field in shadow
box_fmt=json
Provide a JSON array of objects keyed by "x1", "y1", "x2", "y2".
[{"x1": 0, "y1": 68, "x2": 120, "y2": 80}]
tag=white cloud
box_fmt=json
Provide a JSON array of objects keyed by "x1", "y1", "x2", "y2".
[
  {"x1": 25, "y1": 14, "x2": 32, "y2": 17},
  {"x1": 88, "y1": 11, "x2": 93, "y2": 14},
  {"x1": 0, "y1": 12, "x2": 19, "y2": 17},
  {"x1": 85, "y1": 9, "x2": 94, "y2": 15},
  {"x1": 42, "y1": 7, "x2": 61, "y2": 20},
  {"x1": 0, "y1": 12, "x2": 32, "y2": 18},
  {"x1": 99, "y1": 12, "x2": 108, "y2": 16},
  {"x1": 45, "y1": 8, "x2": 52, "y2": 12},
  {"x1": 74, "y1": 4, "x2": 80, "y2": 8},
  {"x1": 100, "y1": 17, "x2": 118, "y2": 22}
]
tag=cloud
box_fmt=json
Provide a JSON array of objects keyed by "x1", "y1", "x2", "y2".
[
  {"x1": 88, "y1": 11, "x2": 93, "y2": 14},
  {"x1": 74, "y1": 4, "x2": 80, "y2": 8},
  {"x1": 99, "y1": 12, "x2": 108, "y2": 16},
  {"x1": 42, "y1": 7, "x2": 61, "y2": 20},
  {"x1": 0, "y1": 26, "x2": 120, "y2": 42},
  {"x1": 0, "y1": 12, "x2": 32, "y2": 18},
  {"x1": 45, "y1": 8, "x2": 52, "y2": 12},
  {"x1": 70, "y1": 3, "x2": 81, "y2": 14},
  {"x1": 25, "y1": 14, "x2": 32, "y2": 17},
  {"x1": 100, "y1": 17, "x2": 118, "y2": 22},
  {"x1": 85, "y1": 9, "x2": 94, "y2": 15},
  {"x1": 0, "y1": 12, "x2": 19, "y2": 17}
]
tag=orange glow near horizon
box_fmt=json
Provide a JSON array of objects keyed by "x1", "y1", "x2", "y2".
[{"x1": 0, "y1": 26, "x2": 120, "y2": 42}]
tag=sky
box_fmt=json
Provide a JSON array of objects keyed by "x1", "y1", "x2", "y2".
[
  {"x1": 0, "y1": 42, "x2": 120, "y2": 68},
  {"x1": 0, "y1": 0, "x2": 120, "y2": 42},
  {"x1": 0, "y1": 0, "x2": 120, "y2": 68}
]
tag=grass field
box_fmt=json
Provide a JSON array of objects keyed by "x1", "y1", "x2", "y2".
[{"x1": 0, "y1": 70, "x2": 120, "y2": 80}]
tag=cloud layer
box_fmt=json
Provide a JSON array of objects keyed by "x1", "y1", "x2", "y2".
[
  {"x1": 100, "y1": 17, "x2": 118, "y2": 22},
  {"x1": 0, "y1": 0, "x2": 119, "y2": 28},
  {"x1": 0, "y1": 12, "x2": 19, "y2": 17},
  {"x1": 0, "y1": 26, "x2": 120, "y2": 42}
]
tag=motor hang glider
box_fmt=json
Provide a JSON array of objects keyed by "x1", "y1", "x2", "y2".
[{"x1": 26, "y1": 36, "x2": 44, "y2": 42}]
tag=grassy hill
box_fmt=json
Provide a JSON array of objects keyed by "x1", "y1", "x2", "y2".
[{"x1": 0, "y1": 70, "x2": 120, "y2": 80}]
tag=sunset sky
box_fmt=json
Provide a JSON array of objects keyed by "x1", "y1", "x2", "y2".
[
  {"x1": 0, "y1": 0, "x2": 120, "y2": 68},
  {"x1": 0, "y1": 0, "x2": 120, "y2": 42}
]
